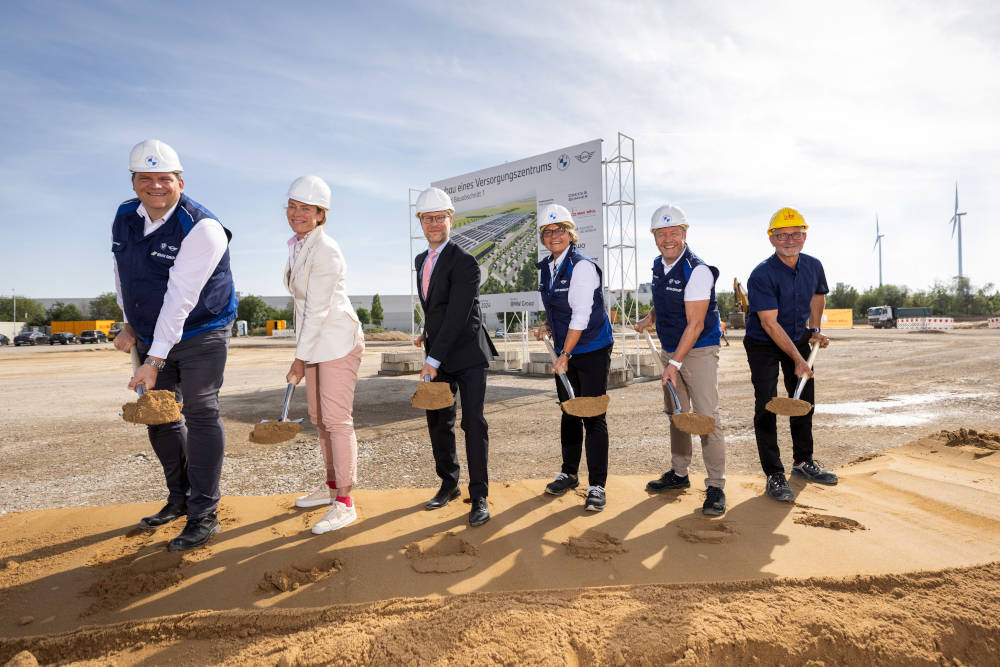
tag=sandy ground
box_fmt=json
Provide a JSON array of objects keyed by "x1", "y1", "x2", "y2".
[{"x1": 2, "y1": 328, "x2": 1000, "y2": 664}]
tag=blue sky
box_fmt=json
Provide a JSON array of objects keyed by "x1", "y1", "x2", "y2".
[{"x1": 1, "y1": 0, "x2": 998, "y2": 301}]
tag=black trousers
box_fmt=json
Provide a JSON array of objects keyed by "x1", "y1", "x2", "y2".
[
  {"x1": 743, "y1": 333, "x2": 815, "y2": 476},
  {"x1": 556, "y1": 343, "x2": 612, "y2": 488},
  {"x1": 425, "y1": 363, "x2": 489, "y2": 499},
  {"x1": 138, "y1": 327, "x2": 230, "y2": 519}
]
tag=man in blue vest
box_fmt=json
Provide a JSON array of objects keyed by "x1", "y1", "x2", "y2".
[
  {"x1": 112, "y1": 139, "x2": 237, "y2": 551},
  {"x1": 535, "y1": 204, "x2": 615, "y2": 511},
  {"x1": 744, "y1": 207, "x2": 834, "y2": 503},
  {"x1": 636, "y1": 204, "x2": 727, "y2": 516}
]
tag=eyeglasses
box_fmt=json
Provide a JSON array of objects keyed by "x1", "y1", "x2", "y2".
[
  {"x1": 421, "y1": 214, "x2": 450, "y2": 224},
  {"x1": 772, "y1": 231, "x2": 804, "y2": 241},
  {"x1": 541, "y1": 228, "x2": 569, "y2": 239}
]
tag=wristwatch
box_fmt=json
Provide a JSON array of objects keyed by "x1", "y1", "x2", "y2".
[
  {"x1": 808, "y1": 328, "x2": 821, "y2": 334},
  {"x1": 668, "y1": 359, "x2": 683, "y2": 369},
  {"x1": 560, "y1": 351, "x2": 572, "y2": 359},
  {"x1": 144, "y1": 357, "x2": 166, "y2": 370}
]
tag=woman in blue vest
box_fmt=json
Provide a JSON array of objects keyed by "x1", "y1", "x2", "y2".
[
  {"x1": 534, "y1": 204, "x2": 615, "y2": 512},
  {"x1": 283, "y1": 175, "x2": 365, "y2": 535}
]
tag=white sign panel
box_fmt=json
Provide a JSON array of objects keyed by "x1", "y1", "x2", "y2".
[{"x1": 431, "y1": 139, "x2": 603, "y2": 314}]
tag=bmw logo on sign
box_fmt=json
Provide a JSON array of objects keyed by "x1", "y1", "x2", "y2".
[
  {"x1": 145, "y1": 156, "x2": 158, "y2": 167},
  {"x1": 557, "y1": 153, "x2": 569, "y2": 170}
]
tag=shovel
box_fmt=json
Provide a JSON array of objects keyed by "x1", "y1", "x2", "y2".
[
  {"x1": 411, "y1": 374, "x2": 455, "y2": 410},
  {"x1": 766, "y1": 342, "x2": 820, "y2": 417},
  {"x1": 542, "y1": 336, "x2": 610, "y2": 418},
  {"x1": 249, "y1": 383, "x2": 303, "y2": 443},
  {"x1": 121, "y1": 347, "x2": 182, "y2": 425},
  {"x1": 642, "y1": 331, "x2": 716, "y2": 435}
]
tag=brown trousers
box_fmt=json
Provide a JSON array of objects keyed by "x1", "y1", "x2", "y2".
[{"x1": 661, "y1": 344, "x2": 727, "y2": 489}]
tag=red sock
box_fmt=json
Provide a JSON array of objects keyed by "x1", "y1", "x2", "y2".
[
  {"x1": 326, "y1": 480, "x2": 337, "y2": 490},
  {"x1": 335, "y1": 496, "x2": 353, "y2": 508}
]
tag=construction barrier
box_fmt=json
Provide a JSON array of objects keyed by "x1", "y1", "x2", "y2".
[
  {"x1": 925, "y1": 317, "x2": 954, "y2": 330},
  {"x1": 989, "y1": 318, "x2": 1000, "y2": 329},
  {"x1": 897, "y1": 318, "x2": 925, "y2": 330},
  {"x1": 821, "y1": 309, "x2": 853, "y2": 329}
]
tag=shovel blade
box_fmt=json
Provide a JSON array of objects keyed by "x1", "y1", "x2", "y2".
[
  {"x1": 249, "y1": 421, "x2": 302, "y2": 444},
  {"x1": 561, "y1": 394, "x2": 610, "y2": 418},
  {"x1": 765, "y1": 396, "x2": 813, "y2": 417},
  {"x1": 411, "y1": 382, "x2": 455, "y2": 410},
  {"x1": 671, "y1": 412, "x2": 716, "y2": 435}
]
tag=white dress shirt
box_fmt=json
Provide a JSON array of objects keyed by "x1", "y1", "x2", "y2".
[
  {"x1": 421, "y1": 240, "x2": 449, "y2": 369},
  {"x1": 549, "y1": 248, "x2": 601, "y2": 330},
  {"x1": 661, "y1": 247, "x2": 713, "y2": 301},
  {"x1": 114, "y1": 201, "x2": 229, "y2": 359}
]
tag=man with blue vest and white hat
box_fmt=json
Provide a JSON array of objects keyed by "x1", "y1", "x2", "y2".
[
  {"x1": 112, "y1": 139, "x2": 238, "y2": 551},
  {"x1": 636, "y1": 203, "x2": 727, "y2": 516}
]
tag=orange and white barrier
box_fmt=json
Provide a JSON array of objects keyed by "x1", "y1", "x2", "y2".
[
  {"x1": 988, "y1": 318, "x2": 1000, "y2": 329},
  {"x1": 925, "y1": 317, "x2": 954, "y2": 330}
]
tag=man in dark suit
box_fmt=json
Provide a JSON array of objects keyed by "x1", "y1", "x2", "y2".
[{"x1": 413, "y1": 186, "x2": 498, "y2": 526}]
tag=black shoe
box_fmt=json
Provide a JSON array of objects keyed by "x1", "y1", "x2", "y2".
[
  {"x1": 584, "y1": 486, "x2": 606, "y2": 512},
  {"x1": 167, "y1": 513, "x2": 220, "y2": 552},
  {"x1": 645, "y1": 470, "x2": 690, "y2": 493},
  {"x1": 469, "y1": 498, "x2": 490, "y2": 526},
  {"x1": 703, "y1": 486, "x2": 726, "y2": 516},
  {"x1": 544, "y1": 472, "x2": 579, "y2": 496},
  {"x1": 792, "y1": 460, "x2": 839, "y2": 485},
  {"x1": 425, "y1": 485, "x2": 461, "y2": 510},
  {"x1": 139, "y1": 502, "x2": 187, "y2": 530},
  {"x1": 766, "y1": 473, "x2": 795, "y2": 503}
]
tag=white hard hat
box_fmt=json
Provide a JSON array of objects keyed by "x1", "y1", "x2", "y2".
[
  {"x1": 538, "y1": 204, "x2": 574, "y2": 228},
  {"x1": 415, "y1": 187, "x2": 454, "y2": 216},
  {"x1": 650, "y1": 204, "x2": 689, "y2": 231},
  {"x1": 129, "y1": 139, "x2": 183, "y2": 173},
  {"x1": 287, "y1": 175, "x2": 331, "y2": 210}
]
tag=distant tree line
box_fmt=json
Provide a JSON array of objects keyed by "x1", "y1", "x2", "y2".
[{"x1": 0, "y1": 292, "x2": 124, "y2": 327}]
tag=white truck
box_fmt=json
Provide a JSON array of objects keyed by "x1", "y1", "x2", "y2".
[{"x1": 867, "y1": 305, "x2": 932, "y2": 328}]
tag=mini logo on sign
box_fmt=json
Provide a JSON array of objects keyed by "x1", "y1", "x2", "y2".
[
  {"x1": 574, "y1": 150, "x2": 595, "y2": 163},
  {"x1": 144, "y1": 156, "x2": 158, "y2": 168},
  {"x1": 557, "y1": 153, "x2": 569, "y2": 170}
]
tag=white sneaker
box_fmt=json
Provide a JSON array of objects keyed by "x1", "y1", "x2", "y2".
[
  {"x1": 295, "y1": 483, "x2": 334, "y2": 508},
  {"x1": 311, "y1": 501, "x2": 357, "y2": 534}
]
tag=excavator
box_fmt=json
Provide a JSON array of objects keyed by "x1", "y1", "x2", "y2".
[{"x1": 729, "y1": 278, "x2": 749, "y2": 329}]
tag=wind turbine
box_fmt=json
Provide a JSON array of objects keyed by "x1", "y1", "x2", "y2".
[
  {"x1": 949, "y1": 182, "x2": 967, "y2": 279},
  {"x1": 873, "y1": 214, "x2": 885, "y2": 287}
]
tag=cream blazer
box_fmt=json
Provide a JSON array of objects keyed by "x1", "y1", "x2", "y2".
[{"x1": 284, "y1": 227, "x2": 362, "y2": 363}]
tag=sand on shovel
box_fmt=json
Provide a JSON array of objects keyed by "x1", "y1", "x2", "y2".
[
  {"x1": 671, "y1": 412, "x2": 716, "y2": 435},
  {"x1": 766, "y1": 396, "x2": 812, "y2": 417},
  {"x1": 122, "y1": 390, "x2": 182, "y2": 425},
  {"x1": 562, "y1": 395, "x2": 610, "y2": 418},
  {"x1": 411, "y1": 382, "x2": 455, "y2": 410},
  {"x1": 249, "y1": 421, "x2": 302, "y2": 444}
]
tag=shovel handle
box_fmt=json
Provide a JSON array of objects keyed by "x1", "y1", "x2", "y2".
[
  {"x1": 279, "y1": 382, "x2": 295, "y2": 421},
  {"x1": 642, "y1": 330, "x2": 665, "y2": 373},
  {"x1": 644, "y1": 331, "x2": 681, "y2": 414},
  {"x1": 542, "y1": 335, "x2": 576, "y2": 400},
  {"x1": 130, "y1": 347, "x2": 145, "y2": 397},
  {"x1": 792, "y1": 342, "x2": 821, "y2": 401}
]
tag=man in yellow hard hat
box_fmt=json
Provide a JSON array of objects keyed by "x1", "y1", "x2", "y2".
[{"x1": 744, "y1": 207, "x2": 834, "y2": 503}]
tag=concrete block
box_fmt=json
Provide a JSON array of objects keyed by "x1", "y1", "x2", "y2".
[
  {"x1": 607, "y1": 367, "x2": 634, "y2": 388},
  {"x1": 381, "y1": 351, "x2": 424, "y2": 363},
  {"x1": 523, "y1": 361, "x2": 553, "y2": 376}
]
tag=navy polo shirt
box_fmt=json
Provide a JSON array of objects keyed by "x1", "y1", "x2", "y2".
[{"x1": 745, "y1": 252, "x2": 828, "y2": 342}]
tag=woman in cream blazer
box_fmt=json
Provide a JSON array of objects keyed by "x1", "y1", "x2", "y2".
[{"x1": 283, "y1": 175, "x2": 364, "y2": 535}]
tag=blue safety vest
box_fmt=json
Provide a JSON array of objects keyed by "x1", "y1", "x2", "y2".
[
  {"x1": 537, "y1": 245, "x2": 614, "y2": 355},
  {"x1": 651, "y1": 246, "x2": 722, "y2": 352},
  {"x1": 112, "y1": 194, "x2": 237, "y2": 344}
]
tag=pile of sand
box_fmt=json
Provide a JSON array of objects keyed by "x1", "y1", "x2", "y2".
[
  {"x1": 938, "y1": 428, "x2": 1000, "y2": 450},
  {"x1": 2, "y1": 432, "x2": 1000, "y2": 664},
  {"x1": 121, "y1": 390, "x2": 181, "y2": 425}
]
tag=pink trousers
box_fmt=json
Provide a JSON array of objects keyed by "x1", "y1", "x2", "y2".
[{"x1": 304, "y1": 340, "x2": 364, "y2": 488}]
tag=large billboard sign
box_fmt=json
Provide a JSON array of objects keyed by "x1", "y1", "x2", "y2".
[{"x1": 430, "y1": 139, "x2": 603, "y2": 314}]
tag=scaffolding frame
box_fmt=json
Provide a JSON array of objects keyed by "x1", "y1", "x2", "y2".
[
  {"x1": 408, "y1": 188, "x2": 424, "y2": 336},
  {"x1": 603, "y1": 132, "x2": 641, "y2": 373}
]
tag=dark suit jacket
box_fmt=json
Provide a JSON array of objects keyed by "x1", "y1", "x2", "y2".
[{"x1": 416, "y1": 241, "x2": 498, "y2": 373}]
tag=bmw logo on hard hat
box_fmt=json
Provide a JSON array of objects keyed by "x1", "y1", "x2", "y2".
[
  {"x1": 548, "y1": 212, "x2": 557, "y2": 221},
  {"x1": 557, "y1": 153, "x2": 569, "y2": 170},
  {"x1": 145, "y1": 156, "x2": 158, "y2": 167},
  {"x1": 663, "y1": 215, "x2": 671, "y2": 223}
]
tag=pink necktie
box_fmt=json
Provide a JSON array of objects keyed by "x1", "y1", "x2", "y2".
[{"x1": 421, "y1": 250, "x2": 438, "y2": 297}]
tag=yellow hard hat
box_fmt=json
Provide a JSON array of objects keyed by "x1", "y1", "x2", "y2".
[{"x1": 767, "y1": 207, "x2": 808, "y2": 235}]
